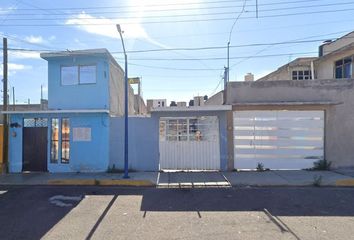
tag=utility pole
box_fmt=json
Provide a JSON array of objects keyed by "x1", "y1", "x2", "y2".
[
  {"x1": 116, "y1": 24, "x2": 129, "y2": 179},
  {"x1": 2, "y1": 38, "x2": 8, "y2": 173},
  {"x1": 12, "y1": 87, "x2": 15, "y2": 111},
  {"x1": 223, "y1": 67, "x2": 228, "y2": 104},
  {"x1": 41, "y1": 84, "x2": 43, "y2": 101}
]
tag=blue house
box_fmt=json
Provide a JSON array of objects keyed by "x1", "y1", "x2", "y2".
[
  {"x1": 5, "y1": 48, "x2": 232, "y2": 173},
  {"x1": 6, "y1": 49, "x2": 134, "y2": 173}
]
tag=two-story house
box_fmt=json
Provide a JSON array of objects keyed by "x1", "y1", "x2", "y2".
[
  {"x1": 5, "y1": 49, "x2": 134, "y2": 173},
  {"x1": 258, "y1": 31, "x2": 354, "y2": 81}
]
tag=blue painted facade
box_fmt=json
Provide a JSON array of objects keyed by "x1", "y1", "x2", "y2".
[
  {"x1": 9, "y1": 113, "x2": 109, "y2": 173},
  {"x1": 7, "y1": 49, "x2": 117, "y2": 173},
  {"x1": 43, "y1": 53, "x2": 111, "y2": 110},
  {"x1": 109, "y1": 111, "x2": 229, "y2": 172},
  {"x1": 7, "y1": 48, "x2": 231, "y2": 173}
]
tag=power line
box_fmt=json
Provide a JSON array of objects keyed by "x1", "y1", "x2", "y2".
[
  {"x1": 113, "y1": 51, "x2": 318, "y2": 61},
  {"x1": 13, "y1": 0, "x2": 254, "y2": 11},
  {"x1": 7, "y1": 0, "x2": 326, "y2": 15},
  {"x1": 3, "y1": 35, "x2": 354, "y2": 55},
  {"x1": 6, "y1": 1, "x2": 354, "y2": 20},
  {"x1": 124, "y1": 61, "x2": 223, "y2": 71},
  {"x1": 2, "y1": 7, "x2": 354, "y2": 26}
]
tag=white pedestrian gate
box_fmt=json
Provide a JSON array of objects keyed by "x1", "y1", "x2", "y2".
[
  {"x1": 233, "y1": 111, "x2": 324, "y2": 170},
  {"x1": 159, "y1": 116, "x2": 220, "y2": 170}
]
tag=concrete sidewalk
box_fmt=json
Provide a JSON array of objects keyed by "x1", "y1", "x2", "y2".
[{"x1": 0, "y1": 170, "x2": 354, "y2": 187}]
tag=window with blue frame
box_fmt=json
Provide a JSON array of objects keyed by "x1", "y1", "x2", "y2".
[{"x1": 335, "y1": 57, "x2": 352, "y2": 79}]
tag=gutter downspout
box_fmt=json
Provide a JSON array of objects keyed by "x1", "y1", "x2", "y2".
[{"x1": 311, "y1": 61, "x2": 315, "y2": 80}]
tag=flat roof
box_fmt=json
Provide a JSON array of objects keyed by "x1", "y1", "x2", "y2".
[
  {"x1": 40, "y1": 48, "x2": 123, "y2": 72},
  {"x1": 1, "y1": 109, "x2": 110, "y2": 114},
  {"x1": 40, "y1": 48, "x2": 110, "y2": 59},
  {"x1": 151, "y1": 105, "x2": 232, "y2": 112},
  {"x1": 233, "y1": 101, "x2": 342, "y2": 106}
]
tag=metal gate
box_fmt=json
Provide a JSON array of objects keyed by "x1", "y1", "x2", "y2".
[
  {"x1": 22, "y1": 118, "x2": 48, "y2": 172},
  {"x1": 159, "y1": 116, "x2": 220, "y2": 170},
  {"x1": 233, "y1": 111, "x2": 324, "y2": 170}
]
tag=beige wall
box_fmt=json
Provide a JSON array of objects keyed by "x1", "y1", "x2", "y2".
[
  {"x1": 316, "y1": 48, "x2": 354, "y2": 79},
  {"x1": 227, "y1": 79, "x2": 354, "y2": 168},
  {"x1": 322, "y1": 32, "x2": 354, "y2": 56}
]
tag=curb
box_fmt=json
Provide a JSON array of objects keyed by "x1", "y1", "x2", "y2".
[
  {"x1": 335, "y1": 179, "x2": 354, "y2": 186},
  {"x1": 47, "y1": 179, "x2": 155, "y2": 187}
]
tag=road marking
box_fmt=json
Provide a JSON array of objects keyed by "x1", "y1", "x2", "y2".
[{"x1": 49, "y1": 195, "x2": 82, "y2": 207}]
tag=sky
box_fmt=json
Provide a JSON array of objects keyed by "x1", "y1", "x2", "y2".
[{"x1": 0, "y1": 0, "x2": 354, "y2": 105}]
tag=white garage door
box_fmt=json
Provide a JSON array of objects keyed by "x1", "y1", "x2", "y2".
[
  {"x1": 159, "y1": 116, "x2": 220, "y2": 170},
  {"x1": 234, "y1": 110, "x2": 324, "y2": 170}
]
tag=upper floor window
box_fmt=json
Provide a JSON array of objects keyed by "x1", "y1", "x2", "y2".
[
  {"x1": 61, "y1": 65, "x2": 96, "y2": 85},
  {"x1": 292, "y1": 70, "x2": 311, "y2": 80},
  {"x1": 335, "y1": 57, "x2": 352, "y2": 79}
]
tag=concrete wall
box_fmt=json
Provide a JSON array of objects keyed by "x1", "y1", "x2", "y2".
[
  {"x1": 9, "y1": 113, "x2": 109, "y2": 173},
  {"x1": 316, "y1": 48, "x2": 354, "y2": 79},
  {"x1": 109, "y1": 111, "x2": 229, "y2": 171},
  {"x1": 227, "y1": 79, "x2": 354, "y2": 168},
  {"x1": 322, "y1": 32, "x2": 354, "y2": 56},
  {"x1": 109, "y1": 117, "x2": 159, "y2": 171},
  {"x1": 205, "y1": 91, "x2": 224, "y2": 105}
]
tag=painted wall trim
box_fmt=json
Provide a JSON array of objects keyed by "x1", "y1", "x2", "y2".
[
  {"x1": 2, "y1": 109, "x2": 110, "y2": 114},
  {"x1": 151, "y1": 105, "x2": 232, "y2": 112}
]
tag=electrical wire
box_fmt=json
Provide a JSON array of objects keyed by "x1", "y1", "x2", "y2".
[{"x1": 3, "y1": 7, "x2": 354, "y2": 26}]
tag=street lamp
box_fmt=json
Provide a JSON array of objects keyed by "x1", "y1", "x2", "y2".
[{"x1": 116, "y1": 24, "x2": 129, "y2": 179}]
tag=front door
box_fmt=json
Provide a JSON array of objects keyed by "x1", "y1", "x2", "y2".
[{"x1": 22, "y1": 119, "x2": 48, "y2": 172}]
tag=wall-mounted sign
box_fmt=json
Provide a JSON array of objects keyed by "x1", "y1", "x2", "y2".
[{"x1": 73, "y1": 127, "x2": 91, "y2": 142}]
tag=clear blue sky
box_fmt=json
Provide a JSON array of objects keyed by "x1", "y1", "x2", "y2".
[{"x1": 1, "y1": 0, "x2": 354, "y2": 104}]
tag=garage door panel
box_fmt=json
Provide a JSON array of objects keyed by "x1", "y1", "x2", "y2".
[
  {"x1": 235, "y1": 139, "x2": 324, "y2": 148},
  {"x1": 235, "y1": 148, "x2": 323, "y2": 156},
  {"x1": 234, "y1": 120, "x2": 324, "y2": 128},
  {"x1": 234, "y1": 129, "x2": 323, "y2": 138},
  {"x1": 234, "y1": 110, "x2": 324, "y2": 170}
]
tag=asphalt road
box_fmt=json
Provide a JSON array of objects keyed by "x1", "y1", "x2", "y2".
[{"x1": 0, "y1": 185, "x2": 354, "y2": 240}]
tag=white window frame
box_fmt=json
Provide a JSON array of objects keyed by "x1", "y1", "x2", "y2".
[
  {"x1": 159, "y1": 116, "x2": 218, "y2": 142},
  {"x1": 292, "y1": 70, "x2": 311, "y2": 80}
]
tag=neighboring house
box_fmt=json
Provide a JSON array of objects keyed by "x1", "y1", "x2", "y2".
[
  {"x1": 221, "y1": 30, "x2": 354, "y2": 170},
  {"x1": 146, "y1": 99, "x2": 166, "y2": 112},
  {"x1": 258, "y1": 31, "x2": 354, "y2": 81},
  {"x1": 134, "y1": 94, "x2": 147, "y2": 115},
  {"x1": 0, "y1": 99, "x2": 48, "y2": 124},
  {"x1": 5, "y1": 49, "x2": 135, "y2": 173},
  {"x1": 258, "y1": 57, "x2": 317, "y2": 81}
]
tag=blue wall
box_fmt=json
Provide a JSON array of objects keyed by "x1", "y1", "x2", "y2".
[
  {"x1": 109, "y1": 111, "x2": 228, "y2": 171},
  {"x1": 9, "y1": 111, "x2": 228, "y2": 173},
  {"x1": 109, "y1": 117, "x2": 159, "y2": 171},
  {"x1": 9, "y1": 113, "x2": 109, "y2": 173},
  {"x1": 46, "y1": 55, "x2": 110, "y2": 110}
]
